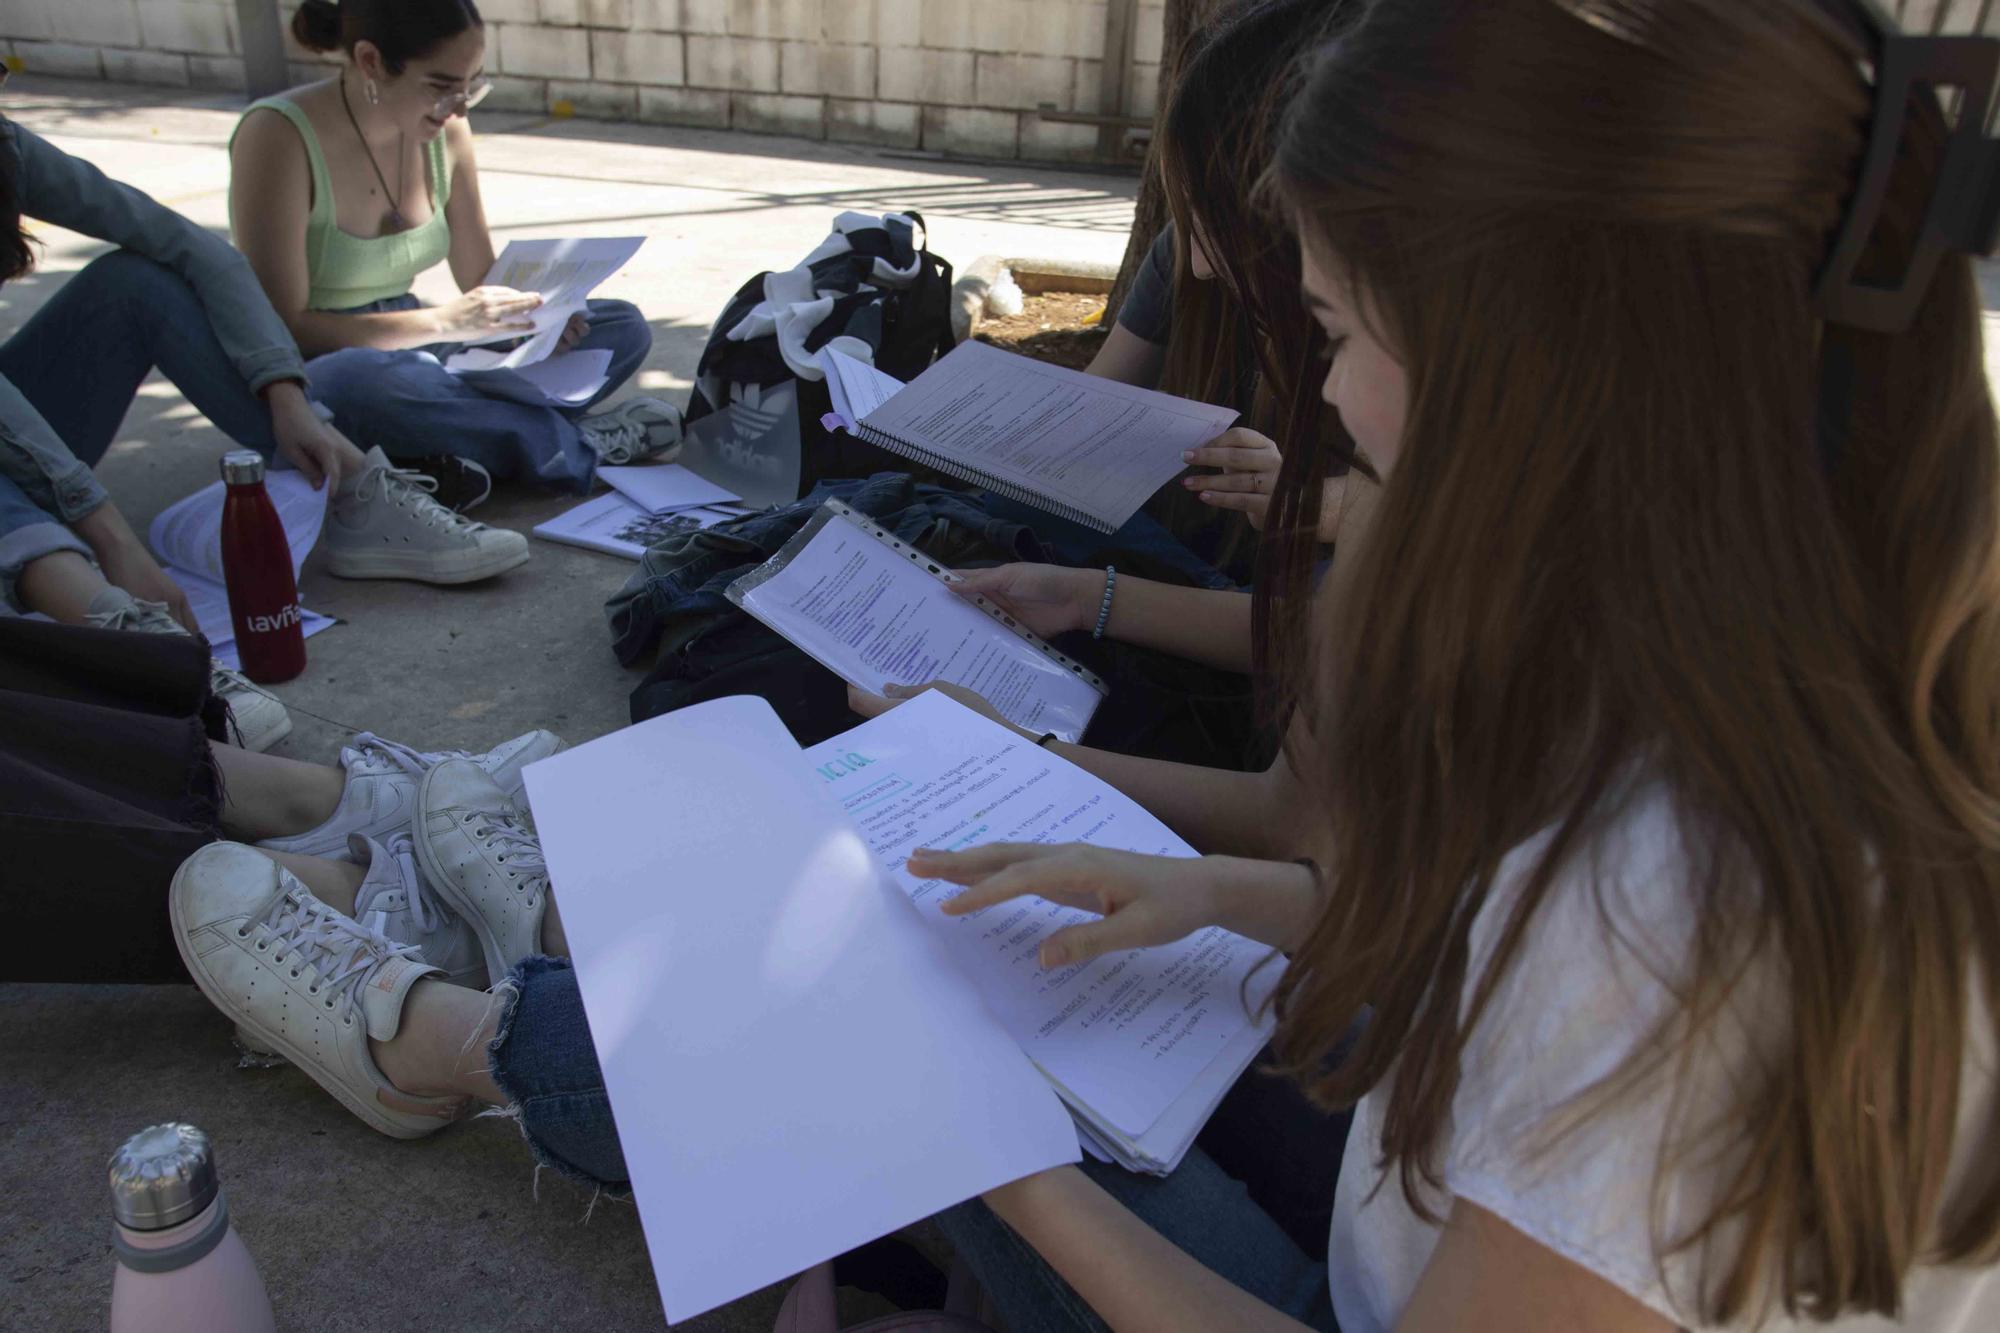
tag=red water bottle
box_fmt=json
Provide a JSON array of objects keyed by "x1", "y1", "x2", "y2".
[{"x1": 219, "y1": 451, "x2": 306, "y2": 684}]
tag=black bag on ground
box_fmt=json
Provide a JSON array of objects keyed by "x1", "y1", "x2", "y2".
[{"x1": 683, "y1": 211, "x2": 955, "y2": 499}]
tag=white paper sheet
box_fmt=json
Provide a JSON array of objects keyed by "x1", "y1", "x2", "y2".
[
  {"x1": 819, "y1": 346, "x2": 906, "y2": 430},
  {"x1": 530, "y1": 490, "x2": 736, "y2": 560},
  {"x1": 146, "y1": 469, "x2": 336, "y2": 667},
  {"x1": 521, "y1": 698, "x2": 1080, "y2": 1325},
  {"x1": 449, "y1": 347, "x2": 613, "y2": 406},
  {"x1": 730, "y1": 509, "x2": 1104, "y2": 742},
  {"x1": 805, "y1": 690, "x2": 1277, "y2": 1138},
  {"x1": 149, "y1": 468, "x2": 326, "y2": 585},
  {"x1": 597, "y1": 463, "x2": 742, "y2": 515},
  {"x1": 444, "y1": 236, "x2": 644, "y2": 370},
  {"x1": 858, "y1": 340, "x2": 1239, "y2": 531},
  {"x1": 1058, "y1": 1013, "x2": 1272, "y2": 1175}
]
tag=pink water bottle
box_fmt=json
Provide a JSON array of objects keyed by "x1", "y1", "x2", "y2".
[
  {"x1": 218, "y1": 451, "x2": 307, "y2": 684},
  {"x1": 108, "y1": 1123, "x2": 277, "y2": 1333}
]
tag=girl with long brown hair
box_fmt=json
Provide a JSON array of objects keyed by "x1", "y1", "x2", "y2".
[
  {"x1": 952, "y1": 0, "x2": 1361, "y2": 733},
  {"x1": 902, "y1": 1, "x2": 2000, "y2": 1329}
]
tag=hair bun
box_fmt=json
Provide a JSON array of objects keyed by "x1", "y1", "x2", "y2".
[{"x1": 290, "y1": 0, "x2": 342, "y2": 53}]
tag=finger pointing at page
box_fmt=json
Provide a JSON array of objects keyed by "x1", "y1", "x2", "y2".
[{"x1": 911, "y1": 841, "x2": 1063, "y2": 885}]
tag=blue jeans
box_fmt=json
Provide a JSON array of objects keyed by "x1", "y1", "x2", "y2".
[
  {"x1": 304, "y1": 296, "x2": 652, "y2": 493},
  {"x1": 0, "y1": 250, "x2": 285, "y2": 609},
  {"x1": 487, "y1": 957, "x2": 1343, "y2": 1331},
  {"x1": 936, "y1": 1150, "x2": 1339, "y2": 1333},
  {"x1": 487, "y1": 955, "x2": 633, "y2": 1192}
]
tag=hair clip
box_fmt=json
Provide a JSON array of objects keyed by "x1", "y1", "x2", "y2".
[{"x1": 1812, "y1": 0, "x2": 2000, "y2": 333}]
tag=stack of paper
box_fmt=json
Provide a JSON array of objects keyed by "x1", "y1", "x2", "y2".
[
  {"x1": 146, "y1": 469, "x2": 337, "y2": 670},
  {"x1": 804, "y1": 692, "x2": 1278, "y2": 1174},
  {"x1": 524, "y1": 690, "x2": 1278, "y2": 1321},
  {"x1": 444, "y1": 236, "x2": 645, "y2": 404},
  {"x1": 596, "y1": 463, "x2": 744, "y2": 515},
  {"x1": 531, "y1": 491, "x2": 739, "y2": 560}
]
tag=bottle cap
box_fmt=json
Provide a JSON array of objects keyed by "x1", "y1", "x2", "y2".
[
  {"x1": 108, "y1": 1123, "x2": 218, "y2": 1231},
  {"x1": 220, "y1": 451, "x2": 266, "y2": 486}
]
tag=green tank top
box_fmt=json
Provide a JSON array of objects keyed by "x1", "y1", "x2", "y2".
[{"x1": 233, "y1": 96, "x2": 452, "y2": 311}]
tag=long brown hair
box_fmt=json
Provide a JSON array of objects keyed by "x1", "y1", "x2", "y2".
[
  {"x1": 1269, "y1": 0, "x2": 2000, "y2": 1321},
  {"x1": 1152, "y1": 0, "x2": 1358, "y2": 586}
]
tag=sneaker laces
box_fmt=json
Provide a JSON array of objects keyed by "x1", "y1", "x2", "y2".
[
  {"x1": 351, "y1": 461, "x2": 492, "y2": 537},
  {"x1": 580, "y1": 413, "x2": 649, "y2": 464},
  {"x1": 84, "y1": 595, "x2": 186, "y2": 637},
  {"x1": 357, "y1": 831, "x2": 448, "y2": 935},
  {"x1": 472, "y1": 809, "x2": 549, "y2": 893},
  {"x1": 245, "y1": 882, "x2": 417, "y2": 1026},
  {"x1": 345, "y1": 730, "x2": 474, "y2": 778},
  {"x1": 207, "y1": 659, "x2": 267, "y2": 702}
]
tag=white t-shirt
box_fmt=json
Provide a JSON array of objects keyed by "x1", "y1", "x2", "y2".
[{"x1": 1327, "y1": 784, "x2": 2000, "y2": 1331}]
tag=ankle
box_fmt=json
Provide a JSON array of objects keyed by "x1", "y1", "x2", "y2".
[
  {"x1": 282, "y1": 765, "x2": 349, "y2": 836},
  {"x1": 371, "y1": 983, "x2": 507, "y2": 1104}
]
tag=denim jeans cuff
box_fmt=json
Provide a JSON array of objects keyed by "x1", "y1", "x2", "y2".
[
  {"x1": 0, "y1": 520, "x2": 95, "y2": 611},
  {"x1": 486, "y1": 955, "x2": 633, "y2": 1198}
]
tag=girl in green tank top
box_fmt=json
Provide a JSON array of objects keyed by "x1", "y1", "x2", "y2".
[
  {"x1": 231, "y1": 96, "x2": 453, "y2": 312},
  {"x1": 227, "y1": 0, "x2": 679, "y2": 500}
]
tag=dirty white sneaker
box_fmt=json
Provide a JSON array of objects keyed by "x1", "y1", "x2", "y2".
[
  {"x1": 84, "y1": 587, "x2": 291, "y2": 753},
  {"x1": 578, "y1": 395, "x2": 683, "y2": 465},
  {"x1": 257, "y1": 728, "x2": 565, "y2": 860},
  {"x1": 324, "y1": 447, "x2": 529, "y2": 584},
  {"x1": 414, "y1": 759, "x2": 549, "y2": 985},
  {"x1": 231, "y1": 831, "x2": 486, "y2": 1059},
  {"x1": 171, "y1": 843, "x2": 465, "y2": 1139}
]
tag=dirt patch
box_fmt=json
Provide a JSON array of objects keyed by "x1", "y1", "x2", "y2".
[{"x1": 973, "y1": 291, "x2": 1110, "y2": 371}]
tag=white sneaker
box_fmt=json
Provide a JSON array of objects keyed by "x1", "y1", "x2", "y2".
[
  {"x1": 231, "y1": 831, "x2": 486, "y2": 1059},
  {"x1": 171, "y1": 843, "x2": 465, "y2": 1139},
  {"x1": 84, "y1": 587, "x2": 292, "y2": 753},
  {"x1": 257, "y1": 728, "x2": 565, "y2": 860},
  {"x1": 579, "y1": 396, "x2": 683, "y2": 465},
  {"x1": 414, "y1": 759, "x2": 549, "y2": 985},
  {"x1": 325, "y1": 447, "x2": 529, "y2": 584}
]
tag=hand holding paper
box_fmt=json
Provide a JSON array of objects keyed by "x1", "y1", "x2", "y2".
[{"x1": 447, "y1": 237, "x2": 645, "y2": 369}]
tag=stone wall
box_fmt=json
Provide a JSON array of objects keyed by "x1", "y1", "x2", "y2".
[
  {"x1": 0, "y1": 0, "x2": 1168, "y2": 163},
  {"x1": 1, "y1": 1, "x2": 253, "y2": 93}
]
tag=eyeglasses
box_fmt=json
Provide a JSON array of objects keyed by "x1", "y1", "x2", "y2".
[{"x1": 429, "y1": 78, "x2": 492, "y2": 120}]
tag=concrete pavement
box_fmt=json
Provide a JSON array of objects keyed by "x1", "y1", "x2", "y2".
[{"x1": 0, "y1": 74, "x2": 1134, "y2": 1332}]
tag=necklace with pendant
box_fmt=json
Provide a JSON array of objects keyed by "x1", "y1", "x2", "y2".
[{"x1": 340, "y1": 74, "x2": 408, "y2": 233}]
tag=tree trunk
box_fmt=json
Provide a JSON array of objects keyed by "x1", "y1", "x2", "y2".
[{"x1": 1103, "y1": 0, "x2": 1230, "y2": 324}]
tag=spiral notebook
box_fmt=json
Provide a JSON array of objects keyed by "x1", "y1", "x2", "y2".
[
  {"x1": 727, "y1": 499, "x2": 1107, "y2": 742},
  {"x1": 820, "y1": 342, "x2": 1239, "y2": 534}
]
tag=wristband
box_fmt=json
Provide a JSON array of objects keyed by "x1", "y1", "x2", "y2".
[
  {"x1": 1091, "y1": 566, "x2": 1116, "y2": 640},
  {"x1": 1036, "y1": 732, "x2": 1059, "y2": 748}
]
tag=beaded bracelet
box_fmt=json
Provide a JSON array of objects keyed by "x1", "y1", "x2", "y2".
[{"x1": 1092, "y1": 566, "x2": 1117, "y2": 639}]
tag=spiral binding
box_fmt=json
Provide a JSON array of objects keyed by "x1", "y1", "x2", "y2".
[{"x1": 851, "y1": 424, "x2": 1115, "y2": 535}]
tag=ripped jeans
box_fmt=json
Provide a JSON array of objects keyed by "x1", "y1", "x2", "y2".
[{"x1": 488, "y1": 955, "x2": 631, "y2": 1191}]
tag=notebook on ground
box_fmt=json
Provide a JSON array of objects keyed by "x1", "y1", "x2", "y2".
[
  {"x1": 820, "y1": 341, "x2": 1238, "y2": 534},
  {"x1": 522, "y1": 690, "x2": 1277, "y2": 1321},
  {"x1": 530, "y1": 491, "x2": 740, "y2": 560}
]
